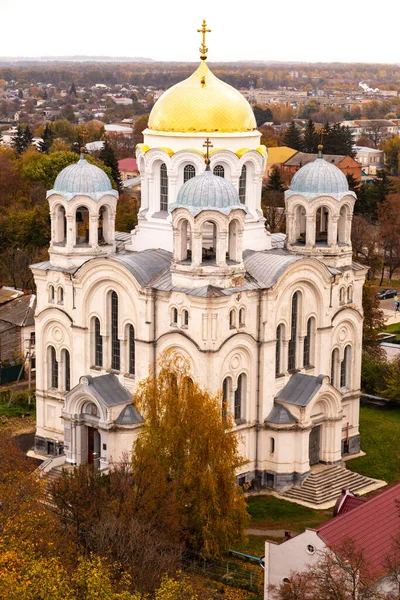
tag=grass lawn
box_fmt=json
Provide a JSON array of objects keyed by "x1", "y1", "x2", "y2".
[
  {"x1": 347, "y1": 404, "x2": 400, "y2": 484},
  {"x1": 383, "y1": 321, "x2": 400, "y2": 343},
  {"x1": 246, "y1": 494, "x2": 330, "y2": 531}
]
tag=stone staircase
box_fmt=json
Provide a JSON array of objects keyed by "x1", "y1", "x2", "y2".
[{"x1": 282, "y1": 465, "x2": 385, "y2": 507}]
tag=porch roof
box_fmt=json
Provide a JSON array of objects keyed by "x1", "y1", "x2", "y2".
[
  {"x1": 265, "y1": 404, "x2": 297, "y2": 424},
  {"x1": 78, "y1": 373, "x2": 132, "y2": 407},
  {"x1": 275, "y1": 373, "x2": 325, "y2": 407}
]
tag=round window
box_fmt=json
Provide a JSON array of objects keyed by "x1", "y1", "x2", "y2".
[{"x1": 306, "y1": 544, "x2": 316, "y2": 554}]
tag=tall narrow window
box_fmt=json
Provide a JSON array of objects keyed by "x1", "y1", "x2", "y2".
[
  {"x1": 213, "y1": 164, "x2": 225, "y2": 178},
  {"x1": 276, "y1": 324, "x2": 282, "y2": 376},
  {"x1": 129, "y1": 325, "x2": 135, "y2": 375},
  {"x1": 222, "y1": 377, "x2": 231, "y2": 420},
  {"x1": 182, "y1": 310, "x2": 189, "y2": 327},
  {"x1": 49, "y1": 285, "x2": 55, "y2": 302},
  {"x1": 229, "y1": 309, "x2": 236, "y2": 329},
  {"x1": 234, "y1": 374, "x2": 245, "y2": 421},
  {"x1": 160, "y1": 163, "x2": 168, "y2": 211},
  {"x1": 288, "y1": 292, "x2": 298, "y2": 371},
  {"x1": 171, "y1": 307, "x2": 178, "y2": 325},
  {"x1": 239, "y1": 164, "x2": 247, "y2": 204},
  {"x1": 341, "y1": 345, "x2": 351, "y2": 389},
  {"x1": 111, "y1": 291, "x2": 120, "y2": 371},
  {"x1": 50, "y1": 346, "x2": 58, "y2": 389},
  {"x1": 303, "y1": 317, "x2": 315, "y2": 368},
  {"x1": 94, "y1": 318, "x2": 103, "y2": 367},
  {"x1": 64, "y1": 350, "x2": 70, "y2": 392},
  {"x1": 331, "y1": 348, "x2": 339, "y2": 388},
  {"x1": 183, "y1": 164, "x2": 196, "y2": 183},
  {"x1": 239, "y1": 308, "x2": 245, "y2": 327}
]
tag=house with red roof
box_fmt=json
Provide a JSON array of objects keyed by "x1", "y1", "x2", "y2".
[
  {"x1": 118, "y1": 158, "x2": 139, "y2": 181},
  {"x1": 264, "y1": 484, "x2": 400, "y2": 598}
]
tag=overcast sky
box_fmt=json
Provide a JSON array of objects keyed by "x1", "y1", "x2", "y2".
[{"x1": 1, "y1": 0, "x2": 398, "y2": 64}]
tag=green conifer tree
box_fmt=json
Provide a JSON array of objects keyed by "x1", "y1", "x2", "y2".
[
  {"x1": 38, "y1": 122, "x2": 53, "y2": 153},
  {"x1": 302, "y1": 119, "x2": 318, "y2": 154},
  {"x1": 282, "y1": 121, "x2": 303, "y2": 151},
  {"x1": 99, "y1": 139, "x2": 123, "y2": 190},
  {"x1": 266, "y1": 166, "x2": 286, "y2": 192},
  {"x1": 12, "y1": 124, "x2": 32, "y2": 155}
]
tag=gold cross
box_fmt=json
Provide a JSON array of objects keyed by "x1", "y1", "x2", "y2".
[
  {"x1": 197, "y1": 19, "x2": 211, "y2": 61},
  {"x1": 203, "y1": 137, "x2": 213, "y2": 164}
]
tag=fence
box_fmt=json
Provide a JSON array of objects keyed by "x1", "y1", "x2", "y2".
[{"x1": 183, "y1": 552, "x2": 263, "y2": 594}]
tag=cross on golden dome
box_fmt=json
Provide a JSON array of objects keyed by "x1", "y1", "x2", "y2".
[{"x1": 197, "y1": 19, "x2": 211, "y2": 61}]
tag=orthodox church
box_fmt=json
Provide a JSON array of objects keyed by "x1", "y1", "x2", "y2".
[{"x1": 32, "y1": 23, "x2": 366, "y2": 490}]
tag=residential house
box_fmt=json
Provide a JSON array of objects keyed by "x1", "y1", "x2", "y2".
[
  {"x1": 353, "y1": 146, "x2": 385, "y2": 176},
  {"x1": 264, "y1": 146, "x2": 297, "y2": 179},
  {"x1": 0, "y1": 293, "x2": 36, "y2": 383},
  {"x1": 281, "y1": 152, "x2": 362, "y2": 182},
  {"x1": 118, "y1": 157, "x2": 139, "y2": 181},
  {"x1": 264, "y1": 484, "x2": 400, "y2": 598}
]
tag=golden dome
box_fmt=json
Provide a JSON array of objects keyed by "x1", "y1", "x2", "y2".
[{"x1": 148, "y1": 61, "x2": 257, "y2": 134}]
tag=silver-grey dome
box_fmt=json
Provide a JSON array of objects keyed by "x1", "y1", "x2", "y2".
[
  {"x1": 170, "y1": 167, "x2": 246, "y2": 215},
  {"x1": 288, "y1": 156, "x2": 349, "y2": 198},
  {"x1": 53, "y1": 157, "x2": 113, "y2": 195}
]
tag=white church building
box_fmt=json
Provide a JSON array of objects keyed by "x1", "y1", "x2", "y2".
[{"x1": 32, "y1": 30, "x2": 366, "y2": 490}]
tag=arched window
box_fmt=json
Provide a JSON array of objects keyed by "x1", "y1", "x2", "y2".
[
  {"x1": 276, "y1": 324, "x2": 283, "y2": 376},
  {"x1": 270, "y1": 437, "x2": 275, "y2": 454},
  {"x1": 160, "y1": 163, "x2": 168, "y2": 211},
  {"x1": 58, "y1": 287, "x2": 64, "y2": 305},
  {"x1": 331, "y1": 348, "x2": 339, "y2": 388},
  {"x1": 316, "y1": 206, "x2": 329, "y2": 245},
  {"x1": 288, "y1": 292, "x2": 299, "y2": 371},
  {"x1": 339, "y1": 287, "x2": 345, "y2": 305},
  {"x1": 129, "y1": 325, "x2": 135, "y2": 375},
  {"x1": 347, "y1": 286, "x2": 353, "y2": 303},
  {"x1": 76, "y1": 206, "x2": 89, "y2": 245},
  {"x1": 303, "y1": 317, "x2": 315, "y2": 368},
  {"x1": 201, "y1": 221, "x2": 217, "y2": 262},
  {"x1": 213, "y1": 164, "x2": 225, "y2": 178},
  {"x1": 183, "y1": 164, "x2": 196, "y2": 183},
  {"x1": 341, "y1": 345, "x2": 352, "y2": 389},
  {"x1": 182, "y1": 310, "x2": 189, "y2": 328},
  {"x1": 222, "y1": 377, "x2": 232, "y2": 419},
  {"x1": 229, "y1": 309, "x2": 236, "y2": 329},
  {"x1": 111, "y1": 291, "x2": 120, "y2": 371},
  {"x1": 63, "y1": 349, "x2": 70, "y2": 392},
  {"x1": 50, "y1": 346, "x2": 58, "y2": 389},
  {"x1": 239, "y1": 308, "x2": 245, "y2": 327},
  {"x1": 234, "y1": 374, "x2": 246, "y2": 421},
  {"x1": 94, "y1": 318, "x2": 103, "y2": 368},
  {"x1": 49, "y1": 285, "x2": 55, "y2": 303},
  {"x1": 239, "y1": 164, "x2": 247, "y2": 204},
  {"x1": 171, "y1": 307, "x2": 178, "y2": 326}
]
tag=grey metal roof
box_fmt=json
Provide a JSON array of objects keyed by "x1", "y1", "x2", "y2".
[
  {"x1": 115, "y1": 403, "x2": 143, "y2": 425},
  {"x1": 271, "y1": 232, "x2": 286, "y2": 249},
  {"x1": 50, "y1": 156, "x2": 115, "y2": 199},
  {"x1": 112, "y1": 249, "x2": 172, "y2": 287},
  {"x1": 151, "y1": 269, "x2": 260, "y2": 296},
  {"x1": 0, "y1": 294, "x2": 36, "y2": 327},
  {"x1": 275, "y1": 373, "x2": 325, "y2": 407},
  {"x1": 30, "y1": 260, "x2": 79, "y2": 274},
  {"x1": 265, "y1": 404, "x2": 297, "y2": 424},
  {"x1": 243, "y1": 249, "x2": 301, "y2": 288},
  {"x1": 286, "y1": 156, "x2": 355, "y2": 201},
  {"x1": 73, "y1": 373, "x2": 132, "y2": 407},
  {"x1": 170, "y1": 167, "x2": 247, "y2": 216}
]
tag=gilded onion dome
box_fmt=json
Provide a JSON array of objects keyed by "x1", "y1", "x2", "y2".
[{"x1": 148, "y1": 61, "x2": 257, "y2": 134}]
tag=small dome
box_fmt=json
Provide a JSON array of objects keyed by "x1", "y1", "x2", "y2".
[
  {"x1": 171, "y1": 167, "x2": 246, "y2": 215},
  {"x1": 53, "y1": 156, "x2": 113, "y2": 195},
  {"x1": 148, "y1": 61, "x2": 257, "y2": 133},
  {"x1": 289, "y1": 156, "x2": 349, "y2": 198}
]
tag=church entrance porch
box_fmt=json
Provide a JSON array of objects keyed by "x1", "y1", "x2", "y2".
[
  {"x1": 87, "y1": 426, "x2": 101, "y2": 468},
  {"x1": 309, "y1": 425, "x2": 321, "y2": 466}
]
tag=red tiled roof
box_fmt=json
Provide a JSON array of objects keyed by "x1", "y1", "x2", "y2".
[
  {"x1": 317, "y1": 483, "x2": 400, "y2": 577},
  {"x1": 118, "y1": 158, "x2": 138, "y2": 172},
  {"x1": 338, "y1": 494, "x2": 367, "y2": 515}
]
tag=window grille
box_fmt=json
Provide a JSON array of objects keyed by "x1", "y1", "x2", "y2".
[
  {"x1": 184, "y1": 164, "x2": 196, "y2": 183},
  {"x1": 239, "y1": 165, "x2": 247, "y2": 203},
  {"x1": 213, "y1": 164, "x2": 225, "y2": 178},
  {"x1": 94, "y1": 318, "x2": 103, "y2": 367},
  {"x1": 111, "y1": 292, "x2": 120, "y2": 371},
  {"x1": 160, "y1": 163, "x2": 168, "y2": 211},
  {"x1": 129, "y1": 325, "x2": 135, "y2": 375}
]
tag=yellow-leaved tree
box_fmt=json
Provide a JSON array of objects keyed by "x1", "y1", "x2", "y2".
[{"x1": 132, "y1": 356, "x2": 249, "y2": 559}]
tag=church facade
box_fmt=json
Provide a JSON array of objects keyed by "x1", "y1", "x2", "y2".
[{"x1": 32, "y1": 30, "x2": 366, "y2": 490}]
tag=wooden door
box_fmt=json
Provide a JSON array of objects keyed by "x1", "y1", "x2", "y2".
[{"x1": 309, "y1": 426, "x2": 321, "y2": 466}]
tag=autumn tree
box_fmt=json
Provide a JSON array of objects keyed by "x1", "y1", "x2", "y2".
[
  {"x1": 378, "y1": 193, "x2": 400, "y2": 283},
  {"x1": 382, "y1": 136, "x2": 400, "y2": 175},
  {"x1": 132, "y1": 356, "x2": 249, "y2": 559}
]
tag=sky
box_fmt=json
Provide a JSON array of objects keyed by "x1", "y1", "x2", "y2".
[{"x1": 1, "y1": 0, "x2": 398, "y2": 64}]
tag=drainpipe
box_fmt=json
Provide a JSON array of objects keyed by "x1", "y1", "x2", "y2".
[
  {"x1": 255, "y1": 289, "x2": 262, "y2": 487},
  {"x1": 153, "y1": 289, "x2": 157, "y2": 374}
]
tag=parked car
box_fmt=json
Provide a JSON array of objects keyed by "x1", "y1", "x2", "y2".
[{"x1": 376, "y1": 289, "x2": 398, "y2": 299}]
